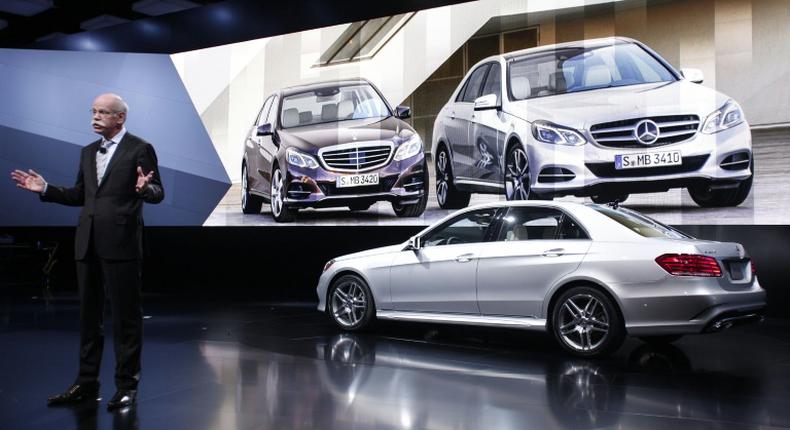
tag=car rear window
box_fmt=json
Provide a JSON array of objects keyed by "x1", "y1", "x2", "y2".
[{"x1": 591, "y1": 205, "x2": 692, "y2": 239}]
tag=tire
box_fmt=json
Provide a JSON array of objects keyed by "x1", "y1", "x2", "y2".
[
  {"x1": 591, "y1": 193, "x2": 629, "y2": 204},
  {"x1": 349, "y1": 203, "x2": 372, "y2": 211},
  {"x1": 241, "y1": 163, "x2": 263, "y2": 214},
  {"x1": 688, "y1": 158, "x2": 753, "y2": 207},
  {"x1": 393, "y1": 160, "x2": 429, "y2": 217},
  {"x1": 435, "y1": 146, "x2": 471, "y2": 209},
  {"x1": 328, "y1": 274, "x2": 376, "y2": 331},
  {"x1": 270, "y1": 165, "x2": 296, "y2": 223},
  {"x1": 551, "y1": 286, "x2": 625, "y2": 357},
  {"x1": 504, "y1": 143, "x2": 551, "y2": 201},
  {"x1": 638, "y1": 335, "x2": 683, "y2": 344}
]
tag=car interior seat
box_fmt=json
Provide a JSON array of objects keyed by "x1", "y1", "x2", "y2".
[
  {"x1": 282, "y1": 108, "x2": 299, "y2": 128},
  {"x1": 321, "y1": 103, "x2": 338, "y2": 122},
  {"x1": 510, "y1": 76, "x2": 532, "y2": 100}
]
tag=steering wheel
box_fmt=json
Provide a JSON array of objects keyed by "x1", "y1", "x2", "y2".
[{"x1": 443, "y1": 236, "x2": 462, "y2": 245}]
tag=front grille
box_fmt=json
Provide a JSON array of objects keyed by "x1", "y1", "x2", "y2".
[
  {"x1": 590, "y1": 115, "x2": 700, "y2": 148},
  {"x1": 318, "y1": 175, "x2": 399, "y2": 196},
  {"x1": 586, "y1": 154, "x2": 709, "y2": 178},
  {"x1": 319, "y1": 142, "x2": 393, "y2": 172}
]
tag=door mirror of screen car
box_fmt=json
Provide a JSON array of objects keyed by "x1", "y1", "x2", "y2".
[
  {"x1": 473, "y1": 94, "x2": 500, "y2": 111},
  {"x1": 680, "y1": 68, "x2": 704, "y2": 84},
  {"x1": 256, "y1": 123, "x2": 273, "y2": 136},
  {"x1": 395, "y1": 106, "x2": 411, "y2": 120},
  {"x1": 406, "y1": 235, "x2": 421, "y2": 251}
]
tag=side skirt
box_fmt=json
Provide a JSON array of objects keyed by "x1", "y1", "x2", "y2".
[{"x1": 376, "y1": 310, "x2": 547, "y2": 331}]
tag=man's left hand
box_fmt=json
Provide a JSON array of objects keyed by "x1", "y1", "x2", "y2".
[{"x1": 135, "y1": 166, "x2": 154, "y2": 194}]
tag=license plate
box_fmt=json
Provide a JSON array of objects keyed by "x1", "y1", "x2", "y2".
[
  {"x1": 336, "y1": 173, "x2": 379, "y2": 188},
  {"x1": 615, "y1": 150, "x2": 682, "y2": 170}
]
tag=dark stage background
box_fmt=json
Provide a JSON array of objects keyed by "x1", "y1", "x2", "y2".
[{"x1": 2, "y1": 225, "x2": 788, "y2": 317}]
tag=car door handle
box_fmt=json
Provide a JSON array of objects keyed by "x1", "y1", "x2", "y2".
[
  {"x1": 455, "y1": 253, "x2": 475, "y2": 263},
  {"x1": 450, "y1": 111, "x2": 456, "y2": 119},
  {"x1": 542, "y1": 248, "x2": 565, "y2": 257}
]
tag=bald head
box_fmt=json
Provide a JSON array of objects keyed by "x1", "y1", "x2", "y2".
[{"x1": 91, "y1": 93, "x2": 128, "y2": 139}]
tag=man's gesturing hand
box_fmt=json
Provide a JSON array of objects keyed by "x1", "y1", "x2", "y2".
[
  {"x1": 135, "y1": 166, "x2": 154, "y2": 194},
  {"x1": 11, "y1": 169, "x2": 46, "y2": 193}
]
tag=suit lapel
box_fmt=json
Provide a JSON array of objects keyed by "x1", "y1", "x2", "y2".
[
  {"x1": 98, "y1": 133, "x2": 133, "y2": 190},
  {"x1": 87, "y1": 139, "x2": 101, "y2": 190}
]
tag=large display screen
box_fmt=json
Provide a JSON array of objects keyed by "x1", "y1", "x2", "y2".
[{"x1": 2, "y1": 0, "x2": 788, "y2": 226}]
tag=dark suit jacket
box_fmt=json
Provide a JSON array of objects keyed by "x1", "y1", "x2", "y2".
[{"x1": 41, "y1": 132, "x2": 164, "y2": 260}]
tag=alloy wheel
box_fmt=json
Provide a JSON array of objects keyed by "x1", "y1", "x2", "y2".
[
  {"x1": 505, "y1": 147, "x2": 531, "y2": 200},
  {"x1": 330, "y1": 279, "x2": 369, "y2": 328},
  {"x1": 436, "y1": 150, "x2": 449, "y2": 206},
  {"x1": 557, "y1": 294, "x2": 610, "y2": 352},
  {"x1": 270, "y1": 168, "x2": 284, "y2": 217}
]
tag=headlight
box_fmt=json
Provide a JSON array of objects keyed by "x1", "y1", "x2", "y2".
[
  {"x1": 323, "y1": 259, "x2": 335, "y2": 272},
  {"x1": 702, "y1": 100, "x2": 744, "y2": 134},
  {"x1": 286, "y1": 147, "x2": 319, "y2": 169},
  {"x1": 393, "y1": 134, "x2": 423, "y2": 161},
  {"x1": 531, "y1": 121, "x2": 586, "y2": 146}
]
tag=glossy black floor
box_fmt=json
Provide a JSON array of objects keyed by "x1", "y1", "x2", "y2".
[{"x1": 1, "y1": 294, "x2": 789, "y2": 430}]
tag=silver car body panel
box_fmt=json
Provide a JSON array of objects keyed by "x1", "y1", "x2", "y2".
[{"x1": 317, "y1": 201, "x2": 766, "y2": 336}]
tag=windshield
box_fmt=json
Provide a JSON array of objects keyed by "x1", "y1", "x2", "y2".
[
  {"x1": 280, "y1": 83, "x2": 391, "y2": 128},
  {"x1": 591, "y1": 205, "x2": 693, "y2": 239},
  {"x1": 507, "y1": 42, "x2": 676, "y2": 100}
]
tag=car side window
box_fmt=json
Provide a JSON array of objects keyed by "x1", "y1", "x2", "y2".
[
  {"x1": 422, "y1": 208, "x2": 498, "y2": 247},
  {"x1": 558, "y1": 214, "x2": 590, "y2": 240},
  {"x1": 498, "y1": 207, "x2": 564, "y2": 241},
  {"x1": 480, "y1": 62, "x2": 502, "y2": 104},
  {"x1": 460, "y1": 64, "x2": 491, "y2": 103},
  {"x1": 257, "y1": 96, "x2": 274, "y2": 127}
]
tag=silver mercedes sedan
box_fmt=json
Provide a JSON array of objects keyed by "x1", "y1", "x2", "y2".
[{"x1": 316, "y1": 201, "x2": 766, "y2": 356}]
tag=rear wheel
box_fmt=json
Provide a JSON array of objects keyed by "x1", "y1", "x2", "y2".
[
  {"x1": 328, "y1": 274, "x2": 375, "y2": 331},
  {"x1": 270, "y1": 166, "x2": 296, "y2": 223},
  {"x1": 435, "y1": 146, "x2": 470, "y2": 209},
  {"x1": 241, "y1": 163, "x2": 263, "y2": 214},
  {"x1": 688, "y1": 159, "x2": 753, "y2": 207},
  {"x1": 393, "y1": 160, "x2": 429, "y2": 217},
  {"x1": 552, "y1": 286, "x2": 624, "y2": 357}
]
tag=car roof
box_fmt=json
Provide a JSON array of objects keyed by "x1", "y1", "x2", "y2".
[
  {"x1": 469, "y1": 36, "x2": 636, "y2": 69},
  {"x1": 280, "y1": 78, "x2": 373, "y2": 97},
  {"x1": 422, "y1": 199, "x2": 639, "y2": 242}
]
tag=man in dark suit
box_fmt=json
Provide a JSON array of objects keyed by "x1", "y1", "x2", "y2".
[{"x1": 10, "y1": 93, "x2": 164, "y2": 410}]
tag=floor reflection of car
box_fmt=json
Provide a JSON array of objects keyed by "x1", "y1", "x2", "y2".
[
  {"x1": 431, "y1": 37, "x2": 754, "y2": 208},
  {"x1": 317, "y1": 201, "x2": 766, "y2": 356},
  {"x1": 241, "y1": 78, "x2": 428, "y2": 222}
]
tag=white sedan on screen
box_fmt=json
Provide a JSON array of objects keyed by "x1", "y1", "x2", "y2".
[
  {"x1": 431, "y1": 37, "x2": 753, "y2": 208},
  {"x1": 317, "y1": 201, "x2": 765, "y2": 356}
]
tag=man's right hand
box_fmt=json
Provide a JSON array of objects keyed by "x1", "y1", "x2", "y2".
[{"x1": 10, "y1": 169, "x2": 46, "y2": 193}]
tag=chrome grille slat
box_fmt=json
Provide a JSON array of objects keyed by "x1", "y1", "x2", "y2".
[
  {"x1": 319, "y1": 142, "x2": 394, "y2": 172},
  {"x1": 590, "y1": 115, "x2": 700, "y2": 148}
]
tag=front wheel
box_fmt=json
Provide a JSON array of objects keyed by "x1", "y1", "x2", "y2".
[
  {"x1": 552, "y1": 286, "x2": 624, "y2": 357},
  {"x1": 688, "y1": 159, "x2": 754, "y2": 207},
  {"x1": 270, "y1": 166, "x2": 296, "y2": 223},
  {"x1": 504, "y1": 144, "x2": 550, "y2": 201},
  {"x1": 393, "y1": 160, "x2": 429, "y2": 217},
  {"x1": 328, "y1": 274, "x2": 375, "y2": 331}
]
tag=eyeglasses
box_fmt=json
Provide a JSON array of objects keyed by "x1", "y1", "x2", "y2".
[{"x1": 90, "y1": 109, "x2": 119, "y2": 117}]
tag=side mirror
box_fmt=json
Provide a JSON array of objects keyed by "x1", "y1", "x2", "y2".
[
  {"x1": 256, "y1": 123, "x2": 273, "y2": 136},
  {"x1": 474, "y1": 94, "x2": 500, "y2": 111},
  {"x1": 680, "y1": 68, "x2": 704, "y2": 84},
  {"x1": 395, "y1": 106, "x2": 411, "y2": 120},
  {"x1": 406, "y1": 235, "x2": 421, "y2": 251}
]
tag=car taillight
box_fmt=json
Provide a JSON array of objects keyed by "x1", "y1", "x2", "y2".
[{"x1": 655, "y1": 254, "x2": 722, "y2": 277}]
